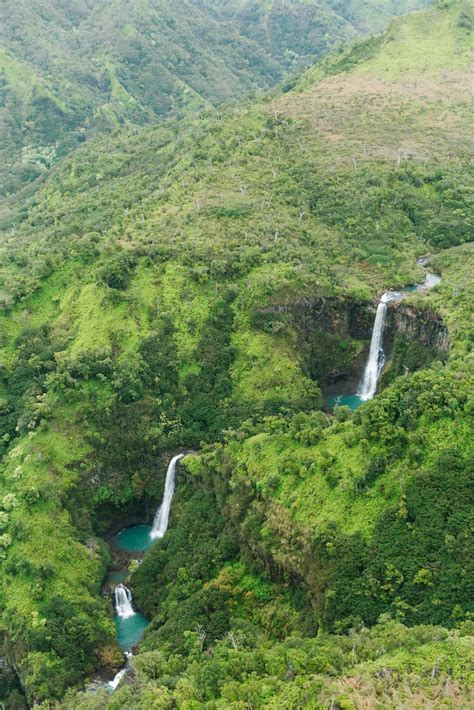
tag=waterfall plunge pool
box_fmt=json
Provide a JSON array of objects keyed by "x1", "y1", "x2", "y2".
[
  {"x1": 114, "y1": 524, "x2": 153, "y2": 552},
  {"x1": 109, "y1": 455, "x2": 186, "y2": 658},
  {"x1": 109, "y1": 528, "x2": 152, "y2": 649},
  {"x1": 113, "y1": 455, "x2": 185, "y2": 552},
  {"x1": 115, "y1": 612, "x2": 149, "y2": 651},
  {"x1": 327, "y1": 393, "x2": 365, "y2": 410}
]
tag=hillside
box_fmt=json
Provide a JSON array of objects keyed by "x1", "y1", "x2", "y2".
[
  {"x1": 0, "y1": 0, "x2": 473, "y2": 707},
  {"x1": 0, "y1": 0, "x2": 430, "y2": 207}
]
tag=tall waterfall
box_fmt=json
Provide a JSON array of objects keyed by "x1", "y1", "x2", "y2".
[
  {"x1": 115, "y1": 584, "x2": 135, "y2": 619},
  {"x1": 358, "y1": 291, "x2": 401, "y2": 401},
  {"x1": 150, "y1": 454, "x2": 184, "y2": 540}
]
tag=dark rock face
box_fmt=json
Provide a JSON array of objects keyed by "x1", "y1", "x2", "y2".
[
  {"x1": 288, "y1": 296, "x2": 374, "y2": 340},
  {"x1": 252, "y1": 295, "x2": 448, "y2": 389},
  {"x1": 288, "y1": 297, "x2": 375, "y2": 384},
  {"x1": 252, "y1": 296, "x2": 375, "y2": 384},
  {"x1": 386, "y1": 302, "x2": 449, "y2": 356}
]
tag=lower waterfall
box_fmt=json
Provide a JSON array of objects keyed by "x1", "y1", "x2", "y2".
[
  {"x1": 114, "y1": 584, "x2": 135, "y2": 619},
  {"x1": 107, "y1": 652, "x2": 132, "y2": 692}
]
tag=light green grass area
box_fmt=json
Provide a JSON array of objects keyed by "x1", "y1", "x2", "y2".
[
  {"x1": 0, "y1": 261, "x2": 79, "y2": 365},
  {"x1": 359, "y1": 0, "x2": 473, "y2": 78},
  {"x1": 159, "y1": 262, "x2": 213, "y2": 362},
  {"x1": 231, "y1": 329, "x2": 315, "y2": 408},
  {"x1": 0, "y1": 49, "x2": 37, "y2": 101}
]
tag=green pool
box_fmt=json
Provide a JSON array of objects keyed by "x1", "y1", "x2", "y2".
[
  {"x1": 115, "y1": 613, "x2": 149, "y2": 651},
  {"x1": 106, "y1": 570, "x2": 128, "y2": 585},
  {"x1": 114, "y1": 524, "x2": 153, "y2": 552},
  {"x1": 327, "y1": 393, "x2": 364, "y2": 410}
]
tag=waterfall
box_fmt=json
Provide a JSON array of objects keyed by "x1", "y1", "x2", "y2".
[
  {"x1": 419, "y1": 271, "x2": 441, "y2": 290},
  {"x1": 107, "y1": 652, "x2": 132, "y2": 692},
  {"x1": 107, "y1": 667, "x2": 127, "y2": 691},
  {"x1": 328, "y1": 266, "x2": 441, "y2": 409},
  {"x1": 150, "y1": 454, "x2": 184, "y2": 540},
  {"x1": 358, "y1": 291, "x2": 401, "y2": 401},
  {"x1": 114, "y1": 584, "x2": 135, "y2": 619}
]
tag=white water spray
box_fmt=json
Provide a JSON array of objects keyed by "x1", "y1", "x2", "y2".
[
  {"x1": 150, "y1": 454, "x2": 184, "y2": 540},
  {"x1": 107, "y1": 667, "x2": 127, "y2": 691},
  {"x1": 114, "y1": 585, "x2": 135, "y2": 619},
  {"x1": 419, "y1": 271, "x2": 441, "y2": 290},
  {"x1": 358, "y1": 291, "x2": 402, "y2": 401},
  {"x1": 107, "y1": 652, "x2": 132, "y2": 691}
]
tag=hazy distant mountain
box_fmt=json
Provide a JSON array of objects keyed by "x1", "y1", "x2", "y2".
[{"x1": 1, "y1": 0, "x2": 429, "y2": 201}]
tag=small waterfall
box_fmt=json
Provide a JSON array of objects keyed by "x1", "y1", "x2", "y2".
[
  {"x1": 107, "y1": 652, "x2": 132, "y2": 692},
  {"x1": 115, "y1": 584, "x2": 135, "y2": 619},
  {"x1": 419, "y1": 271, "x2": 441, "y2": 290},
  {"x1": 150, "y1": 454, "x2": 184, "y2": 540},
  {"x1": 107, "y1": 667, "x2": 127, "y2": 691},
  {"x1": 358, "y1": 291, "x2": 401, "y2": 401}
]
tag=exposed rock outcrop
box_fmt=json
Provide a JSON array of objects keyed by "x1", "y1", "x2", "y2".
[{"x1": 387, "y1": 302, "x2": 449, "y2": 356}]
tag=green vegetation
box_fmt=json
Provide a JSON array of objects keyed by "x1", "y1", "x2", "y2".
[
  {"x1": 58, "y1": 621, "x2": 474, "y2": 708},
  {"x1": 0, "y1": 0, "x2": 429, "y2": 209},
  {"x1": 0, "y1": 0, "x2": 473, "y2": 706}
]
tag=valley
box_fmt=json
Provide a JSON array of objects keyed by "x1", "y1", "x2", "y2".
[{"x1": 0, "y1": 1, "x2": 473, "y2": 708}]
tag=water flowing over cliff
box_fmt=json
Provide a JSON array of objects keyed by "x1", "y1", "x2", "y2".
[
  {"x1": 151, "y1": 454, "x2": 184, "y2": 539},
  {"x1": 358, "y1": 291, "x2": 403, "y2": 400},
  {"x1": 114, "y1": 585, "x2": 135, "y2": 619}
]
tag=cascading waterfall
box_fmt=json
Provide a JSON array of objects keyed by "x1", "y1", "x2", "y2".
[
  {"x1": 107, "y1": 666, "x2": 127, "y2": 692},
  {"x1": 114, "y1": 584, "x2": 135, "y2": 619},
  {"x1": 150, "y1": 454, "x2": 184, "y2": 540},
  {"x1": 104, "y1": 454, "x2": 187, "y2": 694},
  {"x1": 358, "y1": 291, "x2": 402, "y2": 401},
  {"x1": 420, "y1": 272, "x2": 441, "y2": 290},
  {"x1": 107, "y1": 652, "x2": 132, "y2": 692}
]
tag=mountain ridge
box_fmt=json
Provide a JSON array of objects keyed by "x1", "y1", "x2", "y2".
[{"x1": 1, "y1": 0, "x2": 430, "y2": 205}]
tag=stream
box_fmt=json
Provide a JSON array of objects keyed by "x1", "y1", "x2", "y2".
[{"x1": 105, "y1": 453, "x2": 185, "y2": 691}]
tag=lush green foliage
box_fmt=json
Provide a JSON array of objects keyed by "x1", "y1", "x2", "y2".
[
  {"x1": 0, "y1": 0, "x2": 473, "y2": 705},
  {"x1": 60, "y1": 617, "x2": 474, "y2": 708},
  {"x1": 208, "y1": 363, "x2": 473, "y2": 630},
  {"x1": 0, "y1": 0, "x2": 428, "y2": 207}
]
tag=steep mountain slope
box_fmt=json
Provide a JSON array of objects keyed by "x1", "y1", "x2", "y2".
[
  {"x1": 1, "y1": 0, "x2": 430, "y2": 206},
  {"x1": 212, "y1": 0, "x2": 432, "y2": 63},
  {"x1": 0, "y1": 0, "x2": 472, "y2": 706}
]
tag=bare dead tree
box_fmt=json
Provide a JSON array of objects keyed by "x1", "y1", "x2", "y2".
[
  {"x1": 431, "y1": 657, "x2": 440, "y2": 680},
  {"x1": 444, "y1": 675, "x2": 451, "y2": 696}
]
